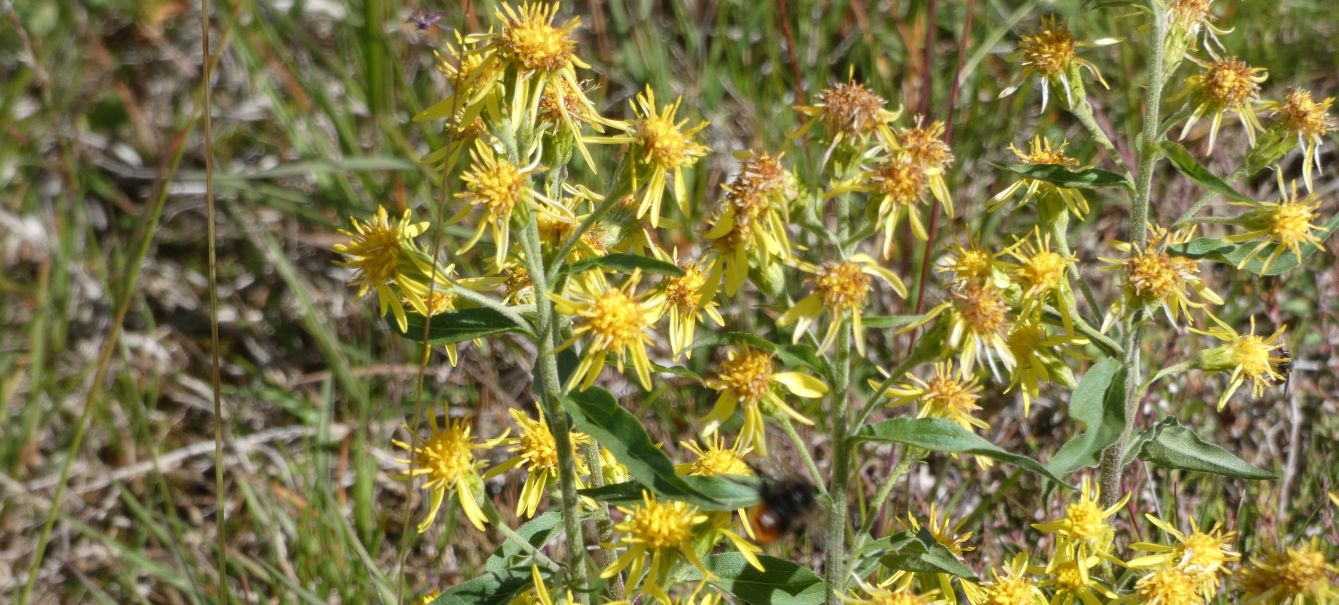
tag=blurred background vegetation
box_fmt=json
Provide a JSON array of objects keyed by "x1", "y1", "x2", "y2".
[{"x1": 1, "y1": 0, "x2": 1335, "y2": 602}]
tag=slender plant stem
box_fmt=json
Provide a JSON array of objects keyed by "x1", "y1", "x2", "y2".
[
  {"x1": 1072, "y1": 92, "x2": 1133, "y2": 176},
  {"x1": 1171, "y1": 166, "x2": 1249, "y2": 227},
  {"x1": 519, "y1": 213, "x2": 589, "y2": 602},
  {"x1": 778, "y1": 416, "x2": 828, "y2": 496},
  {"x1": 1099, "y1": 2, "x2": 1168, "y2": 508},
  {"x1": 1048, "y1": 214, "x2": 1102, "y2": 327},
  {"x1": 854, "y1": 353, "x2": 923, "y2": 429},
  {"x1": 580, "y1": 441, "x2": 624, "y2": 599},
  {"x1": 824, "y1": 181, "x2": 855, "y2": 603},
  {"x1": 855, "y1": 446, "x2": 923, "y2": 540}
]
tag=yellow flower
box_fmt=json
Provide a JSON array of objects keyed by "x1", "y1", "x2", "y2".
[
  {"x1": 1005, "y1": 316, "x2": 1086, "y2": 417},
  {"x1": 847, "y1": 571, "x2": 944, "y2": 605},
  {"x1": 778, "y1": 255, "x2": 907, "y2": 354},
  {"x1": 453, "y1": 139, "x2": 555, "y2": 269},
  {"x1": 704, "y1": 150, "x2": 795, "y2": 279},
  {"x1": 873, "y1": 361, "x2": 989, "y2": 436},
  {"x1": 1178, "y1": 52, "x2": 1267, "y2": 153},
  {"x1": 676, "y1": 435, "x2": 752, "y2": 477},
  {"x1": 594, "y1": 87, "x2": 709, "y2": 227},
  {"x1": 904, "y1": 506, "x2": 982, "y2": 602},
  {"x1": 701, "y1": 346, "x2": 826, "y2": 456},
  {"x1": 859, "y1": 153, "x2": 953, "y2": 255},
  {"x1": 1000, "y1": 16, "x2": 1115, "y2": 111},
  {"x1": 893, "y1": 118, "x2": 955, "y2": 174},
  {"x1": 645, "y1": 249, "x2": 724, "y2": 360},
  {"x1": 551, "y1": 272, "x2": 662, "y2": 391},
  {"x1": 334, "y1": 206, "x2": 436, "y2": 333},
  {"x1": 391, "y1": 412, "x2": 504, "y2": 532},
  {"x1": 1006, "y1": 227, "x2": 1078, "y2": 329},
  {"x1": 905, "y1": 283, "x2": 1015, "y2": 375},
  {"x1": 1223, "y1": 178, "x2": 1326, "y2": 274},
  {"x1": 1127, "y1": 514, "x2": 1238, "y2": 600},
  {"x1": 980, "y1": 553, "x2": 1047, "y2": 605},
  {"x1": 1099, "y1": 224, "x2": 1223, "y2": 331},
  {"x1": 1190, "y1": 314, "x2": 1289, "y2": 410},
  {"x1": 1128, "y1": 567, "x2": 1201, "y2": 605},
  {"x1": 991, "y1": 135, "x2": 1092, "y2": 219},
  {"x1": 1262, "y1": 89, "x2": 1335, "y2": 191},
  {"x1": 488, "y1": 407, "x2": 592, "y2": 518},
  {"x1": 603, "y1": 491, "x2": 761, "y2": 603},
  {"x1": 1032, "y1": 477, "x2": 1128, "y2": 563},
  {"x1": 1165, "y1": 0, "x2": 1231, "y2": 51},
  {"x1": 936, "y1": 240, "x2": 1013, "y2": 289},
  {"x1": 794, "y1": 75, "x2": 902, "y2": 163},
  {"x1": 1237, "y1": 540, "x2": 1337, "y2": 605},
  {"x1": 1036, "y1": 547, "x2": 1116, "y2": 605}
]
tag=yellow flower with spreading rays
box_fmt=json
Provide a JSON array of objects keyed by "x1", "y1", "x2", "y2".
[
  {"x1": 705, "y1": 151, "x2": 796, "y2": 271},
  {"x1": 1006, "y1": 228, "x2": 1078, "y2": 330},
  {"x1": 1005, "y1": 316, "x2": 1086, "y2": 417},
  {"x1": 593, "y1": 87, "x2": 709, "y2": 227},
  {"x1": 603, "y1": 491, "x2": 761, "y2": 604},
  {"x1": 392, "y1": 412, "x2": 506, "y2": 532},
  {"x1": 701, "y1": 346, "x2": 826, "y2": 456},
  {"x1": 936, "y1": 240, "x2": 1014, "y2": 289},
  {"x1": 873, "y1": 361, "x2": 988, "y2": 436},
  {"x1": 1262, "y1": 88, "x2": 1335, "y2": 191},
  {"x1": 1127, "y1": 514, "x2": 1239, "y2": 600},
  {"x1": 905, "y1": 282, "x2": 1015, "y2": 376},
  {"x1": 675, "y1": 436, "x2": 756, "y2": 539},
  {"x1": 1000, "y1": 16, "x2": 1116, "y2": 111},
  {"x1": 893, "y1": 117, "x2": 955, "y2": 177},
  {"x1": 905, "y1": 506, "x2": 982, "y2": 602},
  {"x1": 980, "y1": 553, "x2": 1047, "y2": 605},
  {"x1": 1032, "y1": 477, "x2": 1129, "y2": 563},
  {"x1": 645, "y1": 249, "x2": 724, "y2": 360},
  {"x1": 1036, "y1": 547, "x2": 1116, "y2": 605},
  {"x1": 551, "y1": 272, "x2": 662, "y2": 391},
  {"x1": 847, "y1": 571, "x2": 944, "y2": 605},
  {"x1": 1190, "y1": 314, "x2": 1289, "y2": 410},
  {"x1": 453, "y1": 139, "x2": 558, "y2": 269},
  {"x1": 407, "y1": 266, "x2": 507, "y2": 365},
  {"x1": 777, "y1": 255, "x2": 907, "y2": 354},
  {"x1": 335, "y1": 206, "x2": 438, "y2": 333},
  {"x1": 488, "y1": 407, "x2": 592, "y2": 518},
  {"x1": 794, "y1": 75, "x2": 902, "y2": 164},
  {"x1": 1237, "y1": 540, "x2": 1337, "y2": 605},
  {"x1": 1223, "y1": 178, "x2": 1327, "y2": 274},
  {"x1": 1099, "y1": 224, "x2": 1223, "y2": 332},
  {"x1": 857, "y1": 153, "x2": 953, "y2": 256},
  {"x1": 1125, "y1": 566, "x2": 1202, "y2": 605},
  {"x1": 991, "y1": 135, "x2": 1092, "y2": 219},
  {"x1": 1165, "y1": 0, "x2": 1231, "y2": 52},
  {"x1": 1178, "y1": 52, "x2": 1267, "y2": 152}
]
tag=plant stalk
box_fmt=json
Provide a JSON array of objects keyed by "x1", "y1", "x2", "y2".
[{"x1": 824, "y1": 184, "x2": 855, "y2": 603}]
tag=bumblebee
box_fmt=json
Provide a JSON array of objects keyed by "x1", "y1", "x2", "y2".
[{"x1": 747, "y1": 475, "x2": 818, "y2": 544}]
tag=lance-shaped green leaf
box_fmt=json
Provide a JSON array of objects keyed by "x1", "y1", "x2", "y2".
[
  {"x1": 563, "y1": 387, "x2": 717, "y2": 506},
  {"x1": 1170, "y1": 213, "x2": 1339, "y2": 276},
  {"x1": 561, "y1": 253, "x2": 685, "y2": 277},
  {"x1": 1160, "y1": 141, "x2": 1252, "y2": 202},
  {"x1": 484, "y1": 513, "x2": 561, "y2": 572},
  {"x1": 994, "y1": 162, "x2": 1132, "y2": 190},
  {"x1": 878, "y1": 529, "x2": 979, "y2": 581},
  {"x1": 681, "y1": 554, "x2": 825, "y2": 605},
  {"x1": 433, "y1": 524, "x2": 559, "y2": 605},
  {"x1": 389, "y1": 307, "x2": 530, "y2": 345},
  {"x1": 581, "y1": 476, "x2": 761, "y2": 511},
  {"x1": 1046, "y1": 359, "x2": 1127, "y2": 478},
  {"x1": 856, "y1": 418, "x2": 1070, "y2": 486},
  {"x1": 1132, "y1": 417, "x2": 1276, "y2": 480}
]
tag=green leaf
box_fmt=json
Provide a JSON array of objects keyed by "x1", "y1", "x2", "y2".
[
  {"x1": 484, "y1": 513, "x2": 561, "y2": 573},
  {"x1": 1046, "y1": 359, "x2": 1127, "y2": 478},
  {"x1": 994, "y1": 162, "x2": 1131, "y2": 190},
  {"x1": 389, "y1": 308, "x2": 529, "y2": 345},
  {"x1": 1170, "y1": 213, "x2": 1339, "y2": 276},
  {"x1": 1159, "y1": 141, "x2": 1251, "y2": 202},
  {"x1": 682, "y1": 554, "x2": 825, "y2": 605},
  {"x1": 856, "y1": 418, "x2": 1070, "y2": 486},
  {"x1": 562, "y1": 253, "x2": 685, "y2": 277},
  {"x1": 878, "y1": 529, "x2": 979, "y2": 581},
  {"x1": 580, "y1": 475, "x2": 761, "y2": 511},
  {"x1": 861, "y1": 315, "x2": 923, "y2": 329},
  {"x1": 563, "y1": 387, "x2": 718, "y2": 506},
  {"x1": 1133, "y1": 417, "x2": 1276, "y2": 480},
  {"x1": 653, "y1": 362, "x2": 706, "y2": 385}
]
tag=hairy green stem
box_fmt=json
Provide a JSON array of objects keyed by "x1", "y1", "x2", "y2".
[
  {"x1": 1099, "y1": 3, "x2": 1168, "y2": 508},
  {"x1": 778, "y1": 416, "x2": 828, "y2": 496},
  {"x1": 1071, "y1": 92, "x2": 1132, "y2": 177},
  {"x1": 580, "y1": 441, "x2": 623, "y2": 599},
  {"x1": 824, "y1": 186, "x2": 855, "y2": 603}
]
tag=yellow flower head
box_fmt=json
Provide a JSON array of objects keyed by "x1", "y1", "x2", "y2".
[
  {"x1": 334, "y1": 206, "x2": 433, "y2": 332},
  {"x1": 876, "y1": 361, "x2": 988, "y2": 437},
  {"x1": 495, "y1": 2, "x2": 583, "y2": 72},
  {"x1": 701, "y1": 346, "x2": 825, "y2": 456},
  {"x1": 551, "y1": 273, "x2": 661, "y2": 391},
  {"x1": 866, "y1": 154, "x2": 935, "y2": 253},
  {"x1": 646, "y1": 250, "x2": 724, "y2": 360},
  {"x1": 1032, "y1": 477, "x2": 1128, "y2": 562},
  {"x1": 453, "y1": 140, "x2": 550, "y2": 269},
  {"x1": 991, "y1": 135, "x2": 1092, "y2": 219},
  {"x1": 1224, "y1": 177, "x2": 1327, "y2": 274},
  {"x1": 937, "y1": 241, "x2": 1012, "y2": 288},
  {"x1": 623, "y1": 87, "x2": 709, "y2": 226},
  {"x1": 677, "y1": 435, "x2": 752, "y2": 477},
  {"x1": 794, "y1": 73, "x2": 902, "y2": 164},
  {"x1": 1191, "y1": 315, "x2": 1289, "y2": 410},
  {"x1": 706, "y1": 151, "x2": 795, "y2": 274},
  {"x1": 779, "y1": 255, "x2": 907, "y2": 354},
  {"x1": 490, "y1": 407, "x2": 592, "y2": 518},
  {"x1": 1264, "y1": 88, "x2": 1335, "y2": 190},
  {"x1": 848, "y1": 571, "x2": 942, "y2": 605},
  {"x1": 906, "y1": 283, "x2": 1015, "y2": 376},
  {"x1": 1179, "y1": 53, "x2": 1267, "y2": 152},
  {"x1": 1237, "y1": 540, "x2": 1337, "y2": 605},
  {"x1": 1006, "y1": 228, "x2": 1077, "y2": 326},
  {"x1": 980, "y1": 553, "x2": 1047, "y2": 605},
  {"x1": 894, "y1": 118, "x2": 955, "y2": 173},
  {"x1": 1001, "y1": 16, "x2": 1114, "y2": 111},
  {"x1": 1005, "y1": 316, "x2": 1086, "y2": 417},
  {"x1": 1101, "y1": 224, "x2": 1222, "y2": 331},
  {"x1": 904, "y1": 506, "x2": 981, "y2": 601},
  {"x1": 1127, "y1": 514, "x2": 1238, "y2": 599},
  {"x1": 1038, "y1": 547, "x2": 1116, "y2": 605},
  {"x1": 1132, "y1": 567, "x2": 1201, "y2": 605},
  {"x1": 392, "y1": 413, "x2": 503, "y2": 532}
]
